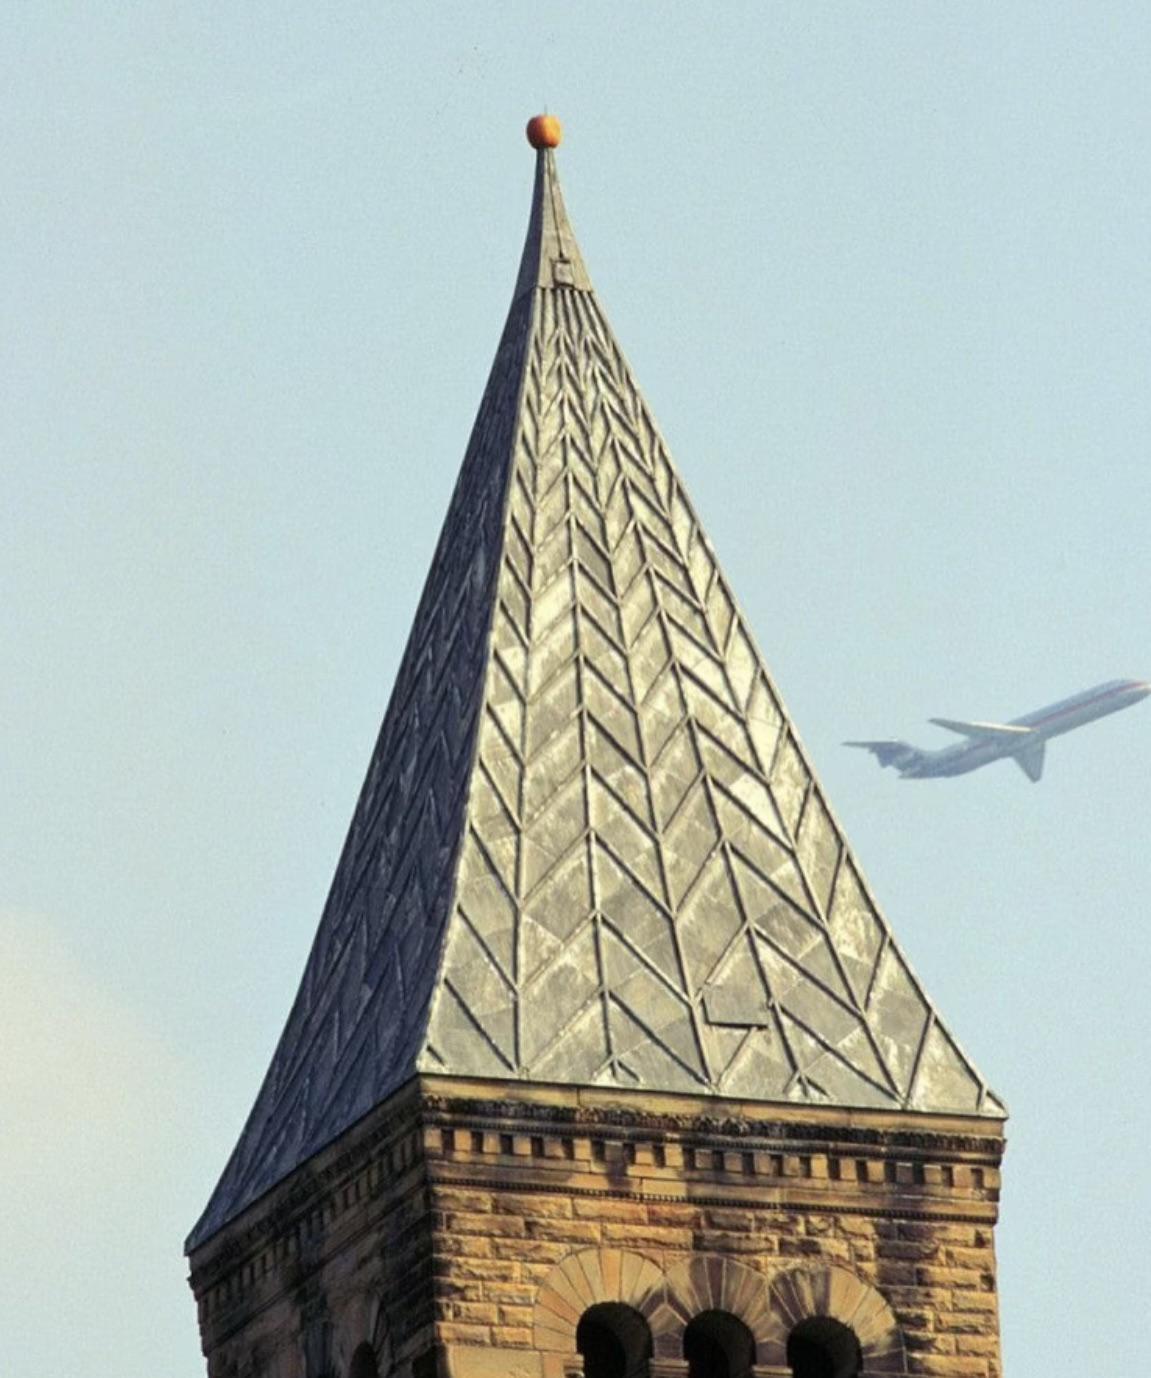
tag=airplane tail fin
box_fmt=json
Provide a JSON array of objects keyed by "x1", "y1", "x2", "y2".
[
  {"x1": 844, "y1": 740, "x2": 925, "y2": 772},
  {"x1": 1014, "y1": 739, "x2": 1046, "y2": 783}
]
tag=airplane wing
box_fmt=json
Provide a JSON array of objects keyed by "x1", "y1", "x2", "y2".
[
  {"x1": 928, "y1": 718, "x2": 1035, "y2": 740},
  {"x1": 843, "y1": 740, "x2": 924, "y2": 770},
  {"x1": 1014, "y1": 739, "x2": 1046, "y2": 783}
]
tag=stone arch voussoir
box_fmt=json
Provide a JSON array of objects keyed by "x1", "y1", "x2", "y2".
[
  {"x1": 327, "y1": 1285, "x2": 392, "y2": 1378},
  {"x1": 759, "y1": 1266, "x2": 905, "y2": 1374},
  {"x1": 533, "y1": 1247, "x2": 667, "y2": 1355},
  {"x1": 651, "y1": 1256, "x2": 772, "y2": 1361}
]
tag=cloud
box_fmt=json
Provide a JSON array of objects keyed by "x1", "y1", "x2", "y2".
[
  {"x1": 0, "y1": 908, "x2": 208, "y2": 1373},
  {"x1": 1, "y1": 908, "x2": 188, "y2": 1171}
]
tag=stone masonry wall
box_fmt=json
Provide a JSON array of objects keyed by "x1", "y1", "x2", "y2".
[
  {"x1": 431, "y1": 1184, "x2": 999, "y2": 1374},
  {"x1": 421, "y1": 1083, "x2": 1004, "y2": 1378},
  {"x1": 187, "y1": 1079, "x2": 1005, "y2": 1378}
]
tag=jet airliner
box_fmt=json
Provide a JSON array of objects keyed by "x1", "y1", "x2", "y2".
[{"x1": 846, "y1": 679, "x2": 1150, "y2": 782}]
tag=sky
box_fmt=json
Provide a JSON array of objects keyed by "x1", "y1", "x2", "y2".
[{"x1": 2, "y1": 3, "x2": 1149, "y2": 1373}]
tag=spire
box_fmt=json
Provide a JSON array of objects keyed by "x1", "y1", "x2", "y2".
[
  {"x1": 513, "y1": 142, "x2": 591, "y2": 299},
  {"x1": 189, "y1": 123, "x2": 1001, "y2": 1251}
]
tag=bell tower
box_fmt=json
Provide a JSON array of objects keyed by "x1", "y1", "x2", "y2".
[{"x1": 187, "y1": 118, "x2": 1005, "y2": 1378}]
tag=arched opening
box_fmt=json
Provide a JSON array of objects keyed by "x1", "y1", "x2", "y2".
[
  {"x1": 411, "y1": 1348, "x2": 436, "y2": 1378},
  {"x1": 576, "y1": 1302, "x2": 652, "y2": 1378},
  {"x1": 787, "y1": 1318, "x2": 862, "y2": 1378},
  {"x1": 349, "y1": 1342, "x2": 380, "y2": 1378},
  {"x1": 684, "y1": 1310, "x2": 755, "y2": 1378}
]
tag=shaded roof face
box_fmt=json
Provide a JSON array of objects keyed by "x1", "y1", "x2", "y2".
[{"x1": 189, "y1": 143, "x2": 1001, "y2": 1252}]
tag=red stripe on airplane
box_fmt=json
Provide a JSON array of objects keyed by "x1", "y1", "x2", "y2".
[{"x1": 1024, "y1": 685, "x2": 1130, "y2": 730}]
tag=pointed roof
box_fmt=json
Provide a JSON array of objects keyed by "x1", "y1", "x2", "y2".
[{"x1": 189, "y1": 127, "x2": 1001, "y2": 1251}]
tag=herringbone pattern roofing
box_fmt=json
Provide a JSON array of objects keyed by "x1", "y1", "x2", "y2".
[{"x1": 189, "y1": 148, "x2": 1001, "y2": 1251}]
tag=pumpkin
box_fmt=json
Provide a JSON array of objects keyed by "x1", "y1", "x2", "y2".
[{"x1": 526, "y1": 114, "x2": 562, "y2": 149}]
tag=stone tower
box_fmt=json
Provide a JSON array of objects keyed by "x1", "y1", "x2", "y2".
[{"x1": 187, "y1": 120, "x2": 1006, "y2": 1378}]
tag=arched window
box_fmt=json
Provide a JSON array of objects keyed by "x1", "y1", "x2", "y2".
[
  {"x1": 349, "y1": 1342, "x2": 380, "y2": 1378},
  {"x1": 576, "y1": 1302, "x2": 652, "y2": 1378},
  {"x1": 787, "y1": 1318, "x2": 862, "y2": 1378},
  {"x1": 684, "y1": 1310, "x2": 755, "y2": 1378}
]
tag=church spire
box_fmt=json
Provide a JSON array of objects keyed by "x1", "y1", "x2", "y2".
[{"x1": 188, "y1": 121, "x2": 1001, "y2": 1252}]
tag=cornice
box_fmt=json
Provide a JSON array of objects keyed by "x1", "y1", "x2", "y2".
[{"x1": 418, "y1": 1089, "x2": 1005, "y2": 1159}]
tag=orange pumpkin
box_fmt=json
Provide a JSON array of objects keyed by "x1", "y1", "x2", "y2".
[{"x1": 526, "y1": 114, "x2": 562, "y2": 149}]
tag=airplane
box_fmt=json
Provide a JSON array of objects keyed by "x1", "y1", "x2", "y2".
[{"x1": 845, "y1": 678, "x2": 1151, "y2": 782}]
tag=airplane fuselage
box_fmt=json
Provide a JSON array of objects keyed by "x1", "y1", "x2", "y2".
[{"x1": 848, "y1": 679, "x2": 1150, "y2": 782}]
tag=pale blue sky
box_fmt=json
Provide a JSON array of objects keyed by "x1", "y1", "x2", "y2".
[{"x1": 3, "y1": 4, "x2": 1149, "y2": 1373}]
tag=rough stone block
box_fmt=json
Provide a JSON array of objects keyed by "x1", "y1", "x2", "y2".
[
  {"x1": 693, "y1": 1231, "x2": 763, "y2": 1255},
  {"x1": 956, "y1": 1335, "x2": 1000, "y2": 1356},
  {"x1": 491, "y1": 1326, "x2": 534, "y2": 1347},
  {"x1": 452, "y1": 1303, "x2": 500, "y2": 1325},
  {"x1": 704, "y1": 1209, "x2": 754, "y2": 1232},
  {"x1": 485, "y1": 1283, "x2": 536, "y2": 1306},
  {"x1": 436, "y1": 1189, "x2": 493, "y2": 1212},
  {"x1": 904, "y1": 1330, "x2": 955, "y2": 1354},
  {"x1": 917, "y1": 1266, "x2": 983, "y2": 1291},
  {"x1": 497, "y1": 1194, "x2": 573, "y2": 1220},
  {"x1": 602, "y1": 1223, "x2": 692, "y2": 1249},
  {"x1": 437, "y1": 1323, "x2": 491, "y2": 1346},
  {"x1": 446, "y1": 1212, "x2": 527, "y2": 1238},
  {"x1": 572, "y1": 1199, "x2": 647, "y2": 1224},
  {"x1": 951, "y1": 1291, "x2": 998, "y2": 1314},
  {"x1": 907, "y1": 1357, "x2": 988, "y2": 1377},
  {"x1": 525, "y1": 1219, "x2": 602, "y2": 1245},
  {"x1": 493, "y1": 1239, "x2": 569, "y2": 1264},
  {"x1": 442, "y1": 1257, "x2": 510, "y2": 1285},
  {"x1": 647, "y1": 1203, "x2": 701, "y2": 1228}
]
